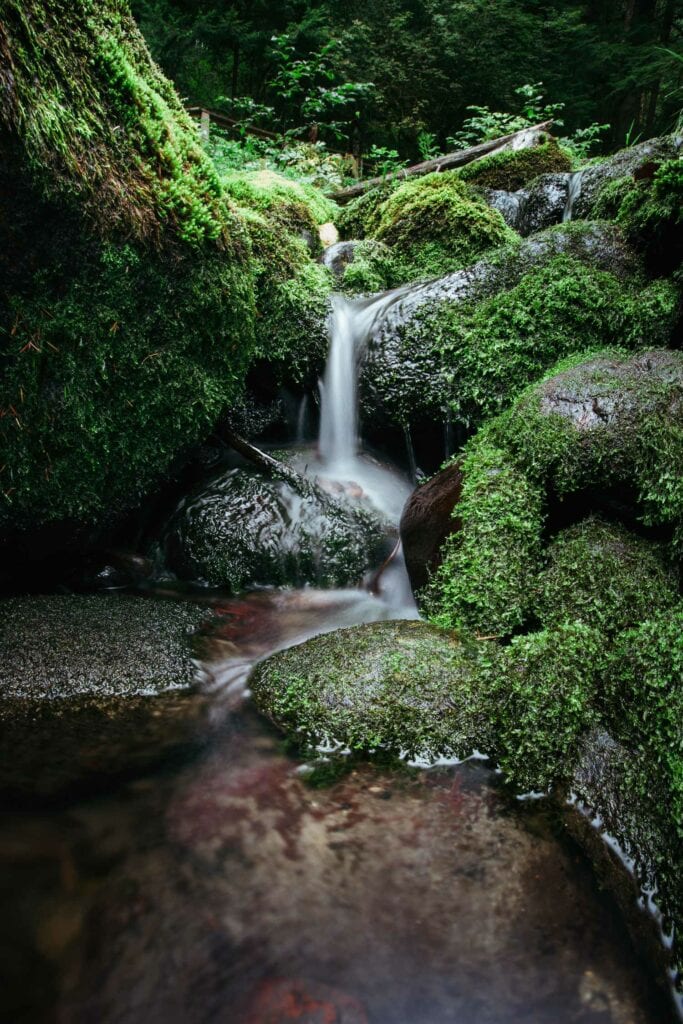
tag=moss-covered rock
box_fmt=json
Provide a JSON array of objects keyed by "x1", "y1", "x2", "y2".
[
  {"x1": 374, "y1": 171, "x2": 514, "y2": 279},
  {"x1": 486, "y1": 349, "x2": 683, "y2": 547},
  {"x1": 335, "y1": 180, "x2": 400, "y2": 240},
  {"x1": 570, "y1": 135, "x2": 682, "y2": 222},
  {"x1": 360, "y1": 223, "x2": 677, "y2": 433},
  {"x1": 617, "y1": 158, "x2": 683, "y2": 276},
  {"x1": 606, "y1": 605, "x2": 683, "y2": 840},
  {"x1": 458, "y1": 140, "x2": 573, "y2": 192},
  {"x1": 338, "y1": 239, "x2": 401, "y2": 295},
  {"x1": 165, "y1": 465, "x2": 386, "y2": 591},
  {"x1": 535, "y1": 518, "x2": 679, "y2": 634},
  {"x1": 0, "y1": 1, "x2": 257, "y2": 535},
  {"x1": 494, "y1": 622, "x2": 605, "y2": 792},
  {"x1": 423, "y1": 441, "x2": 544, "y2": 635},
  {"x1": 0, "y1": 595, "x2": 212, "y2": 798},
  {"x1": 249, "y1": 619, "x2": 499, "y2": 759}
]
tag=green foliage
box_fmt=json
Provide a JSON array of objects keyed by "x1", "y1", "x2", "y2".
[
  {"x1": 591, "y1": 175, "x2": 638, "y2": 220},
  {"x1": 374, "y1": 171, "x2": 514, "y2": 278},
  {"x1": 0, "y1": 243, "x2": 254, "y2": 526},
  {"x1": 339, "y1": 240, "x2": 400, "y2": 295},
  {"x1": 447, "y1": 83, "x2": 565, "y2": 150},
  {"x1": 336, "y1": 182, "x2": 400, "y2": 240},
  {"x1": 606, "y1": 605, "x2": 683, "y2": 839},
  {"x1": 222, "y1": 168, "x2": 337, "y2": 247},
  {"x1": 494, "y1": 622, "x2": 604, "y2": 791},
  {"x1": 535, "y1": 518, "x2": 679, "y2": 635},
  {"x1": 418, "y1": 255, "x2": 679, "y2": 429},
  {"x1": 457, "y1": 140, "x2": 572, "y2": 191},
  {"x1": 424, "y1": 441, "x2": 544, "y2": 636}
]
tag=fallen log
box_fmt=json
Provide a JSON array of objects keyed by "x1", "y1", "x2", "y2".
[{"x1": 331, "y1": 121, "x2": 554, "y2": 204}]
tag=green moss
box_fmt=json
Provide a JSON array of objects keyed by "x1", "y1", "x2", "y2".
[
  {"x1": 429, "y1": 256, "x2": 679, "y2": 428},
  {"x1": 494, "y1": 622, "x2": 604, "y2": 791},
  {"x1": 374, "y1": 171, "x2": 514, "y2": 279},
  {"x1": 0, "y1": 1, "x2": 240, "y2": 249},
  {"x1": 591, "y1": 175, "x2": 638, "y2": 220},
  {"x1": 424, "y1": 441, "x2": 544, "y2": 636},
  {"x1": 485, "y1": 349, "x2": 683, "y2": 545},
  {"x1": 0, "y1": 242, "x2": 254, "y2": 526},
  {"x1": 457, "y1": 140, "x2": 573, "y2": 192},
  {"x1": 617, "y1": 158, "x2": 683, "y2": 274},
  {"x1": 339, "y1": 240, "x2": 400, "y2": 295},
  {"x1": 335, "y1": 181, "x2": 399, "y2": 240},
  {"x1": 223, "y1": 169, "x2": 337, "y2": 255},
  {"x1": 250, "y1": 620, "x2": 500, "y2": 760},
  {"x1": 606, "y1": 605, "x2": 683, "y2": 840},
  {"x1": 535, "y1": 518, "x2": 679, "y2": 635}
]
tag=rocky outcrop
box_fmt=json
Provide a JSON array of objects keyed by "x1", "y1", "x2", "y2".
[
  {"x1": 0, "y1": 595, "x2": 212, "y2": 798},
  {"x1": 164, "y1": 465, "x2": 386, "y2": 591}
]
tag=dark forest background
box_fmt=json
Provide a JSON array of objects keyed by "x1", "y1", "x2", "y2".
[{"x1": 132, "y1": 0, "x2": 683, "y2": 160}]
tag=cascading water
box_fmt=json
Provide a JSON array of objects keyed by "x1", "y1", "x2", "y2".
[{"x1": 563, "y1": 169, "x2": 585, "y2": 222}]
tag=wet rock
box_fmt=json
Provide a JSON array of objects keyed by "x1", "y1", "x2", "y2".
[
  {"x1": 570, "y1": 135, "x2": 682, "y2": 220},
  {"x1": 400, "y1": 461, "x2": 463, "y2": 593},
  {"x1": 250, "y1": 619, "x2": 497, "y2": 759},
  {"x1": 321, "y1": 240, "x2": 362, "y2": 279},
  {"x1": 359, "y1": 222, "x2": 641, "y2": 431},
  {"x1": 484, "y1": 173, "x2": 570, "y2": 236},
  {"x1": 165, "y1": 467, "x2": 386, "y2": 591},
  {"x1": 0, "y1": 596, "x2": 212, "y2": 799},
  {"x1": 241, "y1": 977, "x2": 369, "y2": 1023}
]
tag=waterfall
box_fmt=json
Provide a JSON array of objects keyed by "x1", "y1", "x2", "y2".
[
  {"x1": 318, "y1": 288, "x2": 412, "y2": 471},
  {"x1": 562, "y1": 170, "x2": 585, "y2": 222}
]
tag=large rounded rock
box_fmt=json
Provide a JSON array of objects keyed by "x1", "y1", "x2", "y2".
[
  {"x1": 569, "y1": 135, "x2": 682, "y2": 221},
  {"x1": 165, "y1": 467, "x2": 386, "y2": 591},
  {"x1": 0, "y1": 595, "x2": 212, "y2": 798},
  {"x1": 534, "y1": 518, "x2": 679, "y2": 635},
  {"x1": 400, "y1": 461, "x2": 463, "y2": 593},
  {"x1": 250, "y1": 619, "x2": 497, "y2": 760}
]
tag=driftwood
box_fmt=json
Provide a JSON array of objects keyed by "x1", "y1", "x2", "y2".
[{"x1": 331, "y1": 121, "x2": 554, "y2": 204}]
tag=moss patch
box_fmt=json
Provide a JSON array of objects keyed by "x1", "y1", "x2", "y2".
[
  {"x1": 374, "y1": 171, "x2": 514, "y2": 279},
  {"x1": 458, "y1": 140, "x2": 573, "y2": 192},
  {"x1": 424, "y1": 440, "x2": 544, "y2": 636},
  {"x1": 335, "y1": 181, "x2": 399, "y2": 240},
  {"x1": 535, "y1": 518, "x2": 679, "y2": 635}
]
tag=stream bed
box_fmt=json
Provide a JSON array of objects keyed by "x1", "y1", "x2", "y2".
[{"x1": 2, "y1": 696, "x2": 673, "y2": 1024}]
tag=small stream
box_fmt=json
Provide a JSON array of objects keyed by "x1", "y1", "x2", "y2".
[{"x1": 1, "y1": 289, "x2": 676, "y2": 1023}]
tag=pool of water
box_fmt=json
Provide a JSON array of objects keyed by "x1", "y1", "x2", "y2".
[{"x1": 1, "y1": 701, "x2": 673, "y2": 1024}]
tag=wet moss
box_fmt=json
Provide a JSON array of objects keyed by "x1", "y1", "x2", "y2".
[
  {"x1": 338, "y1": 240, "x2": 400, "y2": 295},
  {"x1": 424, "y1": 440, "x2": 544, "y2": 636},
  {"x1": 457, "y1": 140, "x2": 573, "y2": 192},
  {"x1": 494, "y1": 622, "x2": 605, "y2": 791},
  {"x1": 606, "y1": 605, "x2": 683, "y2": 840},
  {"x1": 485, "y1": 349, "x2": 683, "y2": 548},
  {"x1": 250, "y1": 619, "x2": 499, "y2": 760},
  {"x1": 535, "y1": 518, "x2": 679, "y2": 635},
  {"x1": 617, "y1": 158, "x2": 683, "y2": 275},
  {"x1": 335, "y1": 181, "x2": 399, "y2": 240},
  {"x1": 374, "y1": 171, "x2": 514, "y2": 279}
]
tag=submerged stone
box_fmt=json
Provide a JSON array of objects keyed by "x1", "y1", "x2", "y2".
[
  {"x1": 0, "y1": 595, "x2": 211, "y2": 799},
  {"x1": 165, "y1": 466, "x2": 386, "y2": 591},
  {"x1": 249, "y1": 619, "x2": 498, "y2": 760}
]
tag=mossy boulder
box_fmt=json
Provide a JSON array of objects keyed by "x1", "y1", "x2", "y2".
[
  {"x1": 616, "y1": 158, "x2": 683, "y2": 276},
  {"x1": 165, "y1": 466, "x2": 386, "y2": 591},
  {"x1": 487, "y1": 349, "x2": 683, "y2": 546},
  {"x1": 424, "y1": 350, "x2": 683, "y2": 635},
  {"x1": 0, "y1": 595, "x2": 212, "y2": 798},
  {"x1": 569, "y1": 135, "x2": 682, "y2": 222},
  {"x1": 249, "y1": 619, "x2": 498, "y2": 759},
  {"x1": 423, "y1": 441, "x2": 544, "y2": 635},
  {"x1": 373, "y1": 171, "x2": 515, "y2": 279},
  {"x1": 337, "y1": 239, "x2": 400, "y2": 295},
  {"x1": 335, "y1": 180, "x2": 400, "y2": 240},
  {"x1": 360, "y1": 222, "x2": 677, "y2": 433},
  {"x1": 458, "y1": 140, "x2": 573, "y2": 192},
  {"x1": 535, "y1": 518, "x2": 679, "y2": 635}
]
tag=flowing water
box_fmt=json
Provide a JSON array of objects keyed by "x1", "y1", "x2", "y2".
[
  {"x1": 1, "y1": 288, "x2": 678, "y2": 1023},
  {"x1": 563, "y1": 170, "x2": 585, "y2": 222}
]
